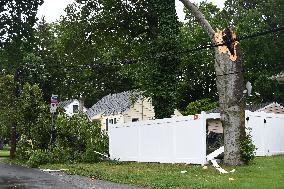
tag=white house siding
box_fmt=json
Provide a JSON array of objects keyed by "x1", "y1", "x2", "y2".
[
  {"x1": 64, "y1": 100, "x2": 80, "y2": 116},
  {"x1": 90, "y1": 98, "x2": 155, "y2": 131},
  {"x1": 61, "y1": 99, "x2": 87, "y2": 116},
  {"x1": 100, "y1": 114, "x2": 124, "y2": 131},
  {"x1": 123, "y1": 98, "x2": 155, "y2": 123}
]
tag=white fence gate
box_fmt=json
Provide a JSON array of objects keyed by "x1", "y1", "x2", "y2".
[
  {"x1": 245, "y1": 110, "x2": 284, "y2": 156},
  {"x1": 109, "y1": 113, "x2": 207, "y2": 164}
]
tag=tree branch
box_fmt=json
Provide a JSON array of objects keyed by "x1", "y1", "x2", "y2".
[{"x1": 179, "y1": 0, "x2": 216, "y2": 42}]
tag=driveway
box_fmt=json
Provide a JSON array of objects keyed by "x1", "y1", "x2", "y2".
[{"x1": 0, "y1": 161, "x2": 148, "y2": 189}]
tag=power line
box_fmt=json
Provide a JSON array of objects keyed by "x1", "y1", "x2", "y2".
[
  {"x1": 155, "y1": 26, "x2": 284, "y2": 59},
  {"x1": 12, "y1": 26, "x2": 284, "y2": 71}
]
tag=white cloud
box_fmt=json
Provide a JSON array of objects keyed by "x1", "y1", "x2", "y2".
[{"x1": 37, "y1": 0, "x2": 225, "y2": 23}]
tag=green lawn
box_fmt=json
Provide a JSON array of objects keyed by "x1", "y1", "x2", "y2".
[
  {"x1": 40, "y1": 155, "x2": 284, "y2": 189},
  {"x1": 0, "y1": 146, "x2": 10, "y2": 157}
]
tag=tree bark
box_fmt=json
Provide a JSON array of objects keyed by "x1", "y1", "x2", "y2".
[
  {"x1": 214, "y1": 30, "x2": 245, "y2": 165},
  {"x1": 180, "y1": 0, "x2": 245, "y2": 165},
  {"x1": 0, "y1": 138, "x2": 3, "y2": 150},
  {"x1": 79, "y1": 96, "x2": 85, "y2": 112},
  {"x1": 10, "y1": 123, "x2": 16, "y2": 159}
]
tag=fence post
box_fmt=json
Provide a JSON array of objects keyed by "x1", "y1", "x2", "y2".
[
  {"x1": 138, "y1": 122, "x2": 141, "y2": 161},
  {"x1": 201, "y1": 111, "x2": 207, "y2": 164},
  {"x1": 172, "y1": 120, "x2": 176, "y2": 163}
]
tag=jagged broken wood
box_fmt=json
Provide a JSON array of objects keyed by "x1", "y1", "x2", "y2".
[{"x1": 206, "y1": 146, "x2": 236, "y2": 174}]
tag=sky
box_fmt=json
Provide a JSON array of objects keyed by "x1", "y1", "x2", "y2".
[{"x1": 37, "y1": 0, "x2": 225, "y2": 23}]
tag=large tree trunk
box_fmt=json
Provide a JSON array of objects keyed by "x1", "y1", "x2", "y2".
[
  {"x1": 0, "y1": 138, "x2": 3, "y2": 150},
  {"x1": 10, "y1": 123, "x2": 16, "y2": 159},
  {"x1": 180, "y1": 0, "x2": 245, "y2": 165},
  {"x1": 214, "y1": 30, "x2": 245, "y2": 165}
]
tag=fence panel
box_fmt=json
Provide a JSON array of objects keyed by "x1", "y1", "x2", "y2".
[
  {"x1": 109, "y1": 113, "x2": 207, "y2": 164},
  {"x1": 265, "y1": 115, "x2": 284, "y2": 155},
  {"x1": 245, "y1": 111, "x2": 284, "y2": 156},
  {"x1": 109, "y1": 125, "x2": 139, "y2": 161}
]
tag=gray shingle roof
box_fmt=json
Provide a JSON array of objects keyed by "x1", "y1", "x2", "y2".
[
  {"x1": 87, "y1": 91, "x2": 142, "y2": 118},
  {"x1": 58, "y1": 99, "x2": 77, "y2": 108}
]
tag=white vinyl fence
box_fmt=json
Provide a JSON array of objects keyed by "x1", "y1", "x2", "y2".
[
  {"x1": 245, "y1": 110, "x2": 284, "y2": 156},
  {"x1": 109, "y1": 111, "x2": 284, "y2": 164},
  {"x1": 109, "y1": 113, "x2": 207, "y2": 164}
]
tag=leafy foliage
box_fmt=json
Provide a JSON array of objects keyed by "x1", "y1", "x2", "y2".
[
  {"x1": 16, "y1": 109, "x2": 108, "y2": 166},
  {"x1": 184, "y1": 98, "x2": 218, "y2": 115},
  {"x1": 54, "y1": 113, "x2": 108, "y2": 163},
  {"x1": 223, "y1": 0, "x2": 284, "y2": 102},
  {"x1": 253, "y1": 75, "x2": 284, "y2": 102},
  {"x1": 62, "y1": 0, "x2": 181, "y2": 117},
  {"x1": 14, "y1": 83, "x2": 108, "y2": 166},
  {"x1": 0, "y1": 75, "x2": 15, "y2": 143},
  {"x1": 17, "y1": 83, "x2": 51, "y2": 149},
  {"x1": 240, "y1": 128, "x2": 256, "y2": 164},
  {"x1": 0, "y1": 0, "x2": 44, "y2": 70}
]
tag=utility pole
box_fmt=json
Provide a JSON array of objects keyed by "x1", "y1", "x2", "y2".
[{"x1": 50, "y1": 95, "x2": 59, "y2": 145}]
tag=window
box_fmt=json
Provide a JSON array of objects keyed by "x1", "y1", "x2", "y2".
[
  {"x1": 109, "y1": 119, "x2": 113, "y2": 124},
  {"x1": 73, "y1": 105, "x2": 79, "y2": 113},
  {"x1": 132, "y1": 118, "x2": 139, "y2": 122}
]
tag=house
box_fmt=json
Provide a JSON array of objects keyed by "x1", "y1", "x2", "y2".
[
  {"x1": 58, "y1": 99, "x2": 87, "y2": 116},
  {"x1": 270, "y1": 72, "x2": 284, "y2": 85},
  {"x1": 206, "y1": 102, "x2": 284, "y2": 134},
  {"x1": 86, "y1": 91, "x2": 155, "y2": 131}
]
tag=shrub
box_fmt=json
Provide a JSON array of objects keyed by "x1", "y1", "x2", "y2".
[
  {"x1": 48, "y1": 145, "x2": 73, "y2": 164},
  {"x1": 54, "y1": 113, "x2": 109, "y2": 163},
  {"x1": 27, "y1": 149, "x2": 50, "y2": 168},
  {"x1": 184, "y1": 98, "x2": 218, "y2": 115},
  {"x1": 15, "y1": 85, "x2": 109, "y2": 165},
  {"x1": 81, "y1": 144, "x2": 100, "y2": 163},
  {"x1": 240, "y1": 128, "x2": 256, "y2": 164},
  {"x1": 16, "y1": 135, "x2": 34, "y2": 161}
]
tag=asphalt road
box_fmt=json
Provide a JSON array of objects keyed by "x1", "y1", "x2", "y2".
[{"x1": 0, "y1": 161, "x2": 148, "y2": 189}]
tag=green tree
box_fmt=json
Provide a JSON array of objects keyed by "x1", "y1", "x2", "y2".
[
  {"x1": 73, "y1": 0, "x2": 182, "y2": 117},
  {"x1": 0, "y1": 75, "x2": 15, "y2": 149},
  {"x1": 223, "y1": 0, "x2": 284, "y2": 102},
  {"x1": 0, "y1": 0, "x2": 44, "y2": 158},
  {"x1": 17, "y1": 83, "x2": 51, "y2": 149},
  {"x1": 139, "y1": 0, "x2": 181, "y2": 118},
  {"x1": 51, "y1": 2, "x2": 135, "y2": 107}
]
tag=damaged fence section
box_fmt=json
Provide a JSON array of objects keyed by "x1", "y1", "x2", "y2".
[{"x1": 109, "y1": 113, "x2": 207, "y2": 165}]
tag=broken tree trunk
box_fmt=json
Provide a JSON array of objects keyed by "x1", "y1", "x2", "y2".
[
  {"x1": 214, "y1": 29, "x2": 245, "y2": 165},
  {"x1": 180, "y1": 0, "x2": 245, "y2": 165}
]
